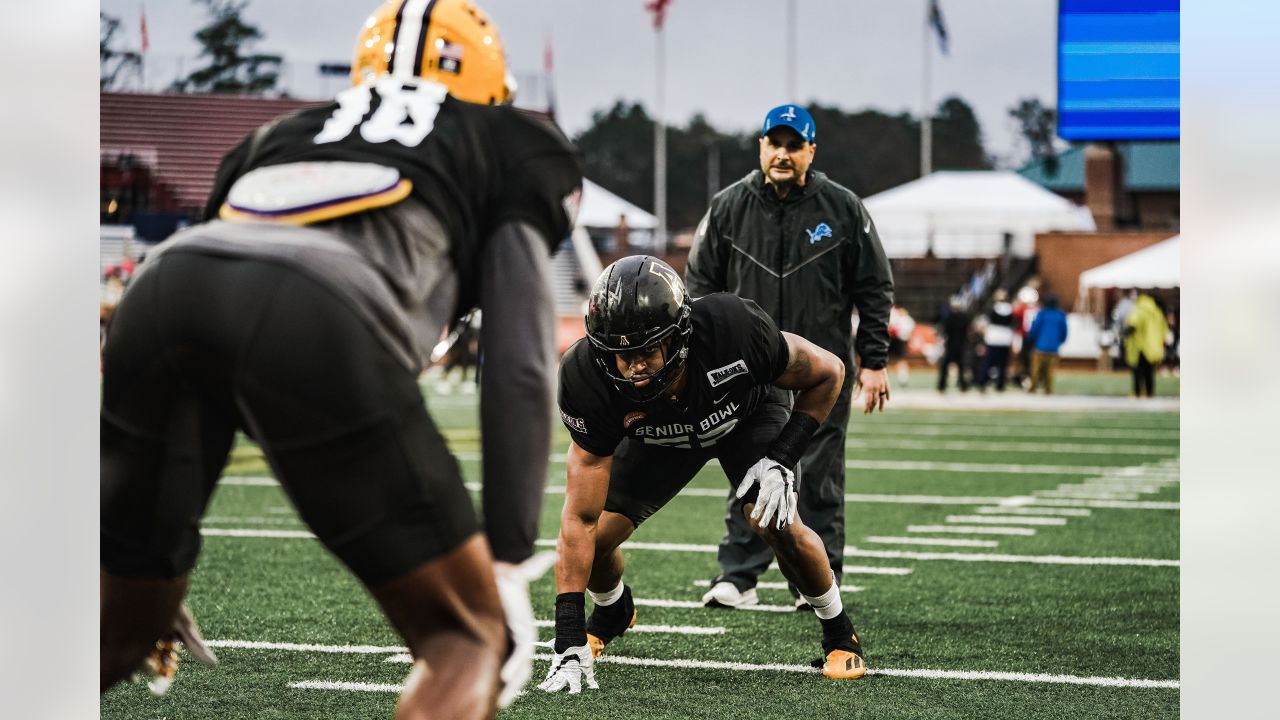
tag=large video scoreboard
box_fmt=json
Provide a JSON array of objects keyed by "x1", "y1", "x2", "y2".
[{"x1": 1057, "y1": 0, "x2": 1180, "y2": 140}]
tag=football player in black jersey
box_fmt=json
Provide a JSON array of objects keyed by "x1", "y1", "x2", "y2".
[
  {"x1": 539, "y1": 256, "x2": 867, "y2": 694},
  {"x1": 99, "y1": 1, "x2": 581, "y2": 716}
]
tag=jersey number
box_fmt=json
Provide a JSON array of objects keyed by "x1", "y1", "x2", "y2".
[{"x1": 314, "y1": 77, "x2": 447, "y2": 148}]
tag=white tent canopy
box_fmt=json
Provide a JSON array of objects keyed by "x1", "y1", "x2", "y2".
[
  {"x1": 577, "y1": 178, "x2": 657, "y2": 230},
  {"x1": 1078, "y1": 235, "x2": 1180, "y2": 290},
  {"x1": 863, "y1": 171, "x2": 1096, "y2": 258}
]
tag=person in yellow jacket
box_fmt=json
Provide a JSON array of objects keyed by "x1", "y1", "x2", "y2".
[{"x1": 1124, "y1": 293, "x2": 1169, "y2": 397}]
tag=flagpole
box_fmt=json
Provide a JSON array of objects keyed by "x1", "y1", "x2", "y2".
[
  {"x1": 654, "y1": 24, "x2": 667, "y2": 252},
  {"x1": 786, "y1": 0, "x2": 796, "y2": 100},
  {"x1": 921, "y1": 0, "x2": 932, "y2": 178}
]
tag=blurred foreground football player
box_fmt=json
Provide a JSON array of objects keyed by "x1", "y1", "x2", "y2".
[
  {"x1": 540, "y1": 256, "x2": 867, "y2": 694},
  {"x1": 99, "y1": 1, "x2": 581, "y2": 716}
]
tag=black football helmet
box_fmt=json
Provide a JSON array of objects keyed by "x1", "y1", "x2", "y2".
[{"x1": 585, "y1": 255, "x2": 693, "y2": 402}]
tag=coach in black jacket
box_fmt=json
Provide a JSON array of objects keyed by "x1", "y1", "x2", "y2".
[{"x1": 686, "y1": 104, "x2": 894, "y2": 608}]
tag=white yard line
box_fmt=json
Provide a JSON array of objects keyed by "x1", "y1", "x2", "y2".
[
  {"x1": 1035, "y1": 491, "x2": 1141, "y2": 501},
  {"x1": 203, "y1": 516, "x2": 304, "y2": 526},
  {"x1": 855, "y1": 416, "x2": 1177, "y2": 431},
  {"x1": 632, "y1": 598, "x2": 797, "y2": 613},
  {"x1": 208, "y1": 639, "x2": 406, "y2": 654},
  {"x1": 865, "y1": 536, "x2": 1000, "y2": 548},
  {"x1": 1023, "y1": 497, "x2": 1178, "y2": 510},
  {"x1": 692, "y1": 580, "x2": 864, "y2": 593},
  {"x1": 946, "y1": 515, "x2": 1068, "y2": 526},
  {"x1": 844, "y1": 546, "x2": 1178, "y2": 567},
  {"x1": 202, "y1": 532, "x2": 1174, "y2": 567},
  {"x1": 907, "y1": 525, "x2": 1035, "y2": 536},
  {"x1": 222, "y1": 478, "x2": 1168, "y2": 509},
  {"x1": 842, "y1": 459, "x2": 1114, "y2": 475},
  {"x1": 843, "y1": 438, "x2": 1176, "y2": 456},
  {"x1": 201, "y1": 528, "x2": 315, "y2": 539},
  {"x1": 850, "y1": 425, "x2": 1178, "y2": 441},
  {"x1": 291, "y1": 661, "x2": 1177, "y2": 690},
  {"x1": 221, "y1": 476, "x2": 279, "y2": 486},
  {"x1": 974, "y1": 506, "x2": 1091, "y2": 517},
  {"x1": 534, "y1": 620, "x2": 728, "y2": 636}
]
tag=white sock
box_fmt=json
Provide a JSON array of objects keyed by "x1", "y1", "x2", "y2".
[
  {"x1": 800, "y1": 573, "x2": 843, "y2": 620},
  {"x1": 588, "y1": 579, "x2": 625, "y2": 607}
]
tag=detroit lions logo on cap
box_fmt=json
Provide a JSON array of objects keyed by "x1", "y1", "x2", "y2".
[{"x1": 805, "y1": 222, "x2": 833, "y2": 244}]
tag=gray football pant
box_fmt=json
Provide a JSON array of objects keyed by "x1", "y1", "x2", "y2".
[{"x1": 714, "y1": 388, "x2": 851, "y2": 590}]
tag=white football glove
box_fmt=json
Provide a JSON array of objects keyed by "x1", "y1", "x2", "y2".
[
  {"x1": 537, "y1": 641, "x2": 599, "y2": 694},
  {"x1": 737, "y1": 457, "x2": 798, "y2": 530},
  {"x1": 493, "y1": 551, "x2": 558, "y2": 708}
]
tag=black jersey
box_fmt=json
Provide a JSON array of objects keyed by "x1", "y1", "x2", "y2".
[
  {"x1": 559, "y1": 293, "x2": 790, "y2": 456},
  {"x1": 204, "y1": 76, "x2": 583, "y2": 312}
]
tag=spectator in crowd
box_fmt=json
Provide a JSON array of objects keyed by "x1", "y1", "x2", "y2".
[
  {"x1": 1010, "y1": 286, "x2": 1039, "y2": 388},
  {"x1": 1026, "y1": 294, "x2": 1068, "y2": 394},
  {"x1": 976, "y1": 289, "x2": 1014, "y2": 392},
  {"x1": 1123, "y1": 291, "x2": 1169, "y2": 397},
  {"x1": 937, "y1": 296, "x2": 972, "y2": 393}
]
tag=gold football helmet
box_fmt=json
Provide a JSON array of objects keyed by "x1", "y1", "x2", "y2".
[{"x1": 352, "y1": 0, "x2": 516, "y2": 104}]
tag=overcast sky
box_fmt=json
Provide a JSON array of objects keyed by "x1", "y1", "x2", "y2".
[{"x1": 101, "y1": 0, "x2": 1060, "y2": 166}]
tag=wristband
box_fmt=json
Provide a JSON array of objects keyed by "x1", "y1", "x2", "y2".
[
  {"x1": 765, "y1": 412, "x2": 821, "y2": 470},
  {"x1": 554, "y1": 592, "x2": 587, "y2": 652}
]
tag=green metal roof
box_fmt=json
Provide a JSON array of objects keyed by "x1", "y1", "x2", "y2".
[{"x1": 1017, "y1": 141, "x2": 1179, "y2": 192}]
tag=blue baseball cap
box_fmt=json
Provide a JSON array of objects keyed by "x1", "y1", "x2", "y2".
[{"x1": 761, "y1": 104, "x2": 816, "y2": 143}]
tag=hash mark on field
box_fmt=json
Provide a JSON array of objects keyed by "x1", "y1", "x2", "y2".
[
  {"x1": 907, "y1": 525, "x2": 1034, "y2": 536},
  {"x1": 1035, "y1": 491, "x2": 1141, "y2": 501},
  {"x1": 946, "y1": 515, "x2": 1068, "y2": 526},
  {"x1": 692, "y1": 580, "x2": 865, "y2": 593},
  {"x1": 865, "y1": 536, "x2": 1000, "y2": 547},
  {"x1": 298, "y1": 656, "x2": 1177, "y2": 689}
]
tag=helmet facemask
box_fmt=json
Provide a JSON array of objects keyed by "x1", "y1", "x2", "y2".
[
  {"x1": 588, "y1": 308, "x2": 691, "y2": 403},
  {"x1": 584, "y1": 256, "x2": 694, "y2": 403}
]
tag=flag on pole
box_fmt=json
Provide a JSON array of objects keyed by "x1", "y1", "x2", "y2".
[
  {"x1": 544, "y1": 31, "x2": 557, "y2": 120},
  {"x1": 928, "y1": 0, "x2": 948, "y2": 55},
  {"x1": 140, "y1": 4, "x2": 150, "y2": 53},
  {"x1": 645, "y1": 0, "x2": 673, "y2": 31}
]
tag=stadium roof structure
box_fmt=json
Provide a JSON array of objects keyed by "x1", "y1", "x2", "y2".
[
  {"x1": 101, "y1": 92, "x2": 325, "y2": 212},
  {"x1": 1018, "y1": 141, "x2": 1180, "y2": 193},
  {"x1": 1079, "y1": 235, "x2": 1180, "y2": 290},
  {"x1": 578, "y1": 179, "x2": 658, "y2": 230},
  {"x1": 863, "y1": 170, "x2": 1096, "y2": 258}
]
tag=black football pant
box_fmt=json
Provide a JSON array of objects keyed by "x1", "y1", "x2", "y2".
[
  {"x1": 101, "y1": 250, "x2": 477, "y2": 587},
  {"x1": 714, "y1": 388, "x2": 850, "y2": 591}
]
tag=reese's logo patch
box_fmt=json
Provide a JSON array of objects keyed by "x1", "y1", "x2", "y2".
[
  {"x1": 560, "y1": 410, "x2": 588, "y2": 434},
  {"x1": 706, "y1": 359, "x2": 749, "y2": 387}
]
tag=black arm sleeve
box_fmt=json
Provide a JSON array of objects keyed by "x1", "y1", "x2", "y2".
[
  {"x1": 849, "y1": 199, "x2": 895, "y2": 370},
  {"x1": 479, "y1": 221, "x2": 556, "y2": 563},
  {"x1": 685, "y1": 208, "x2": 727, "y2": 298}
]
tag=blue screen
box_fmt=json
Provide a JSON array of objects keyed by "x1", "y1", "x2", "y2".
[{"x1": 1057, "y1": 0, "x2": 1180, "y2": 140}]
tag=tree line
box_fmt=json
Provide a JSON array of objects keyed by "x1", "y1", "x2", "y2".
[{"x1": 101, "y1": 1, "x2": 1060, "y2": 227}]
